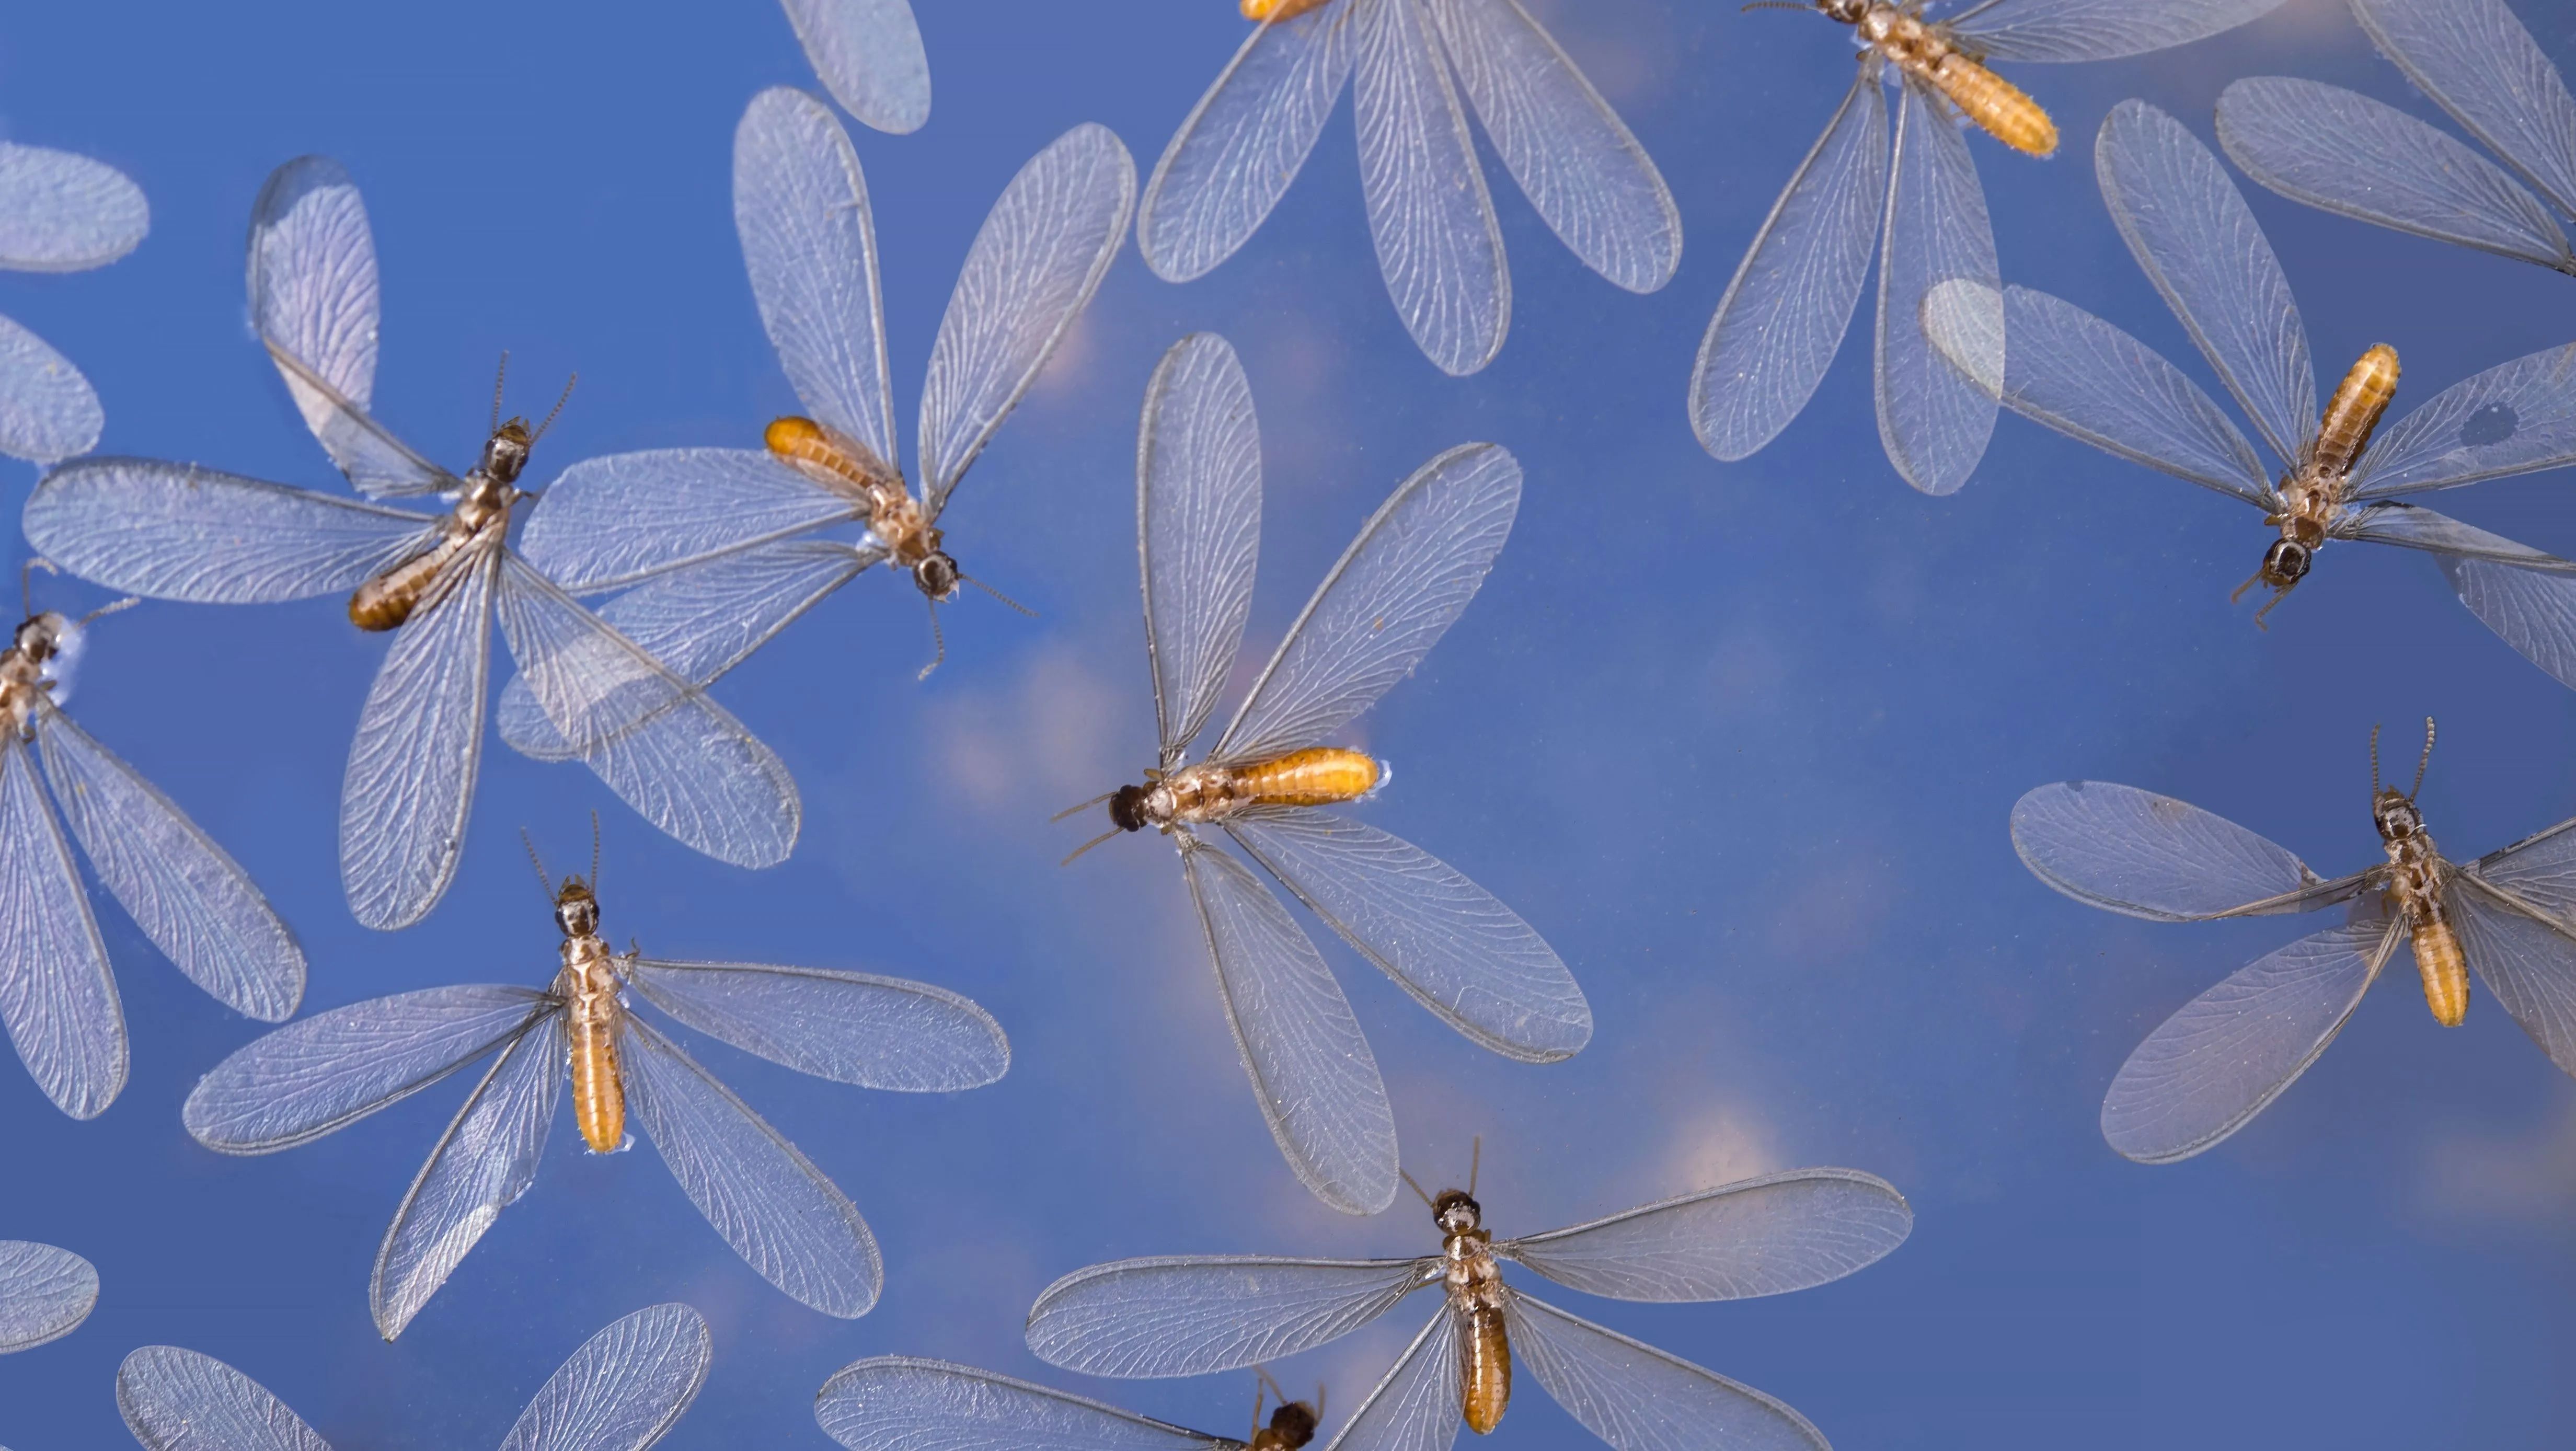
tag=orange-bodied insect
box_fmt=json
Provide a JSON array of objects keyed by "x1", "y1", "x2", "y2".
[
  {"x1": 818, "y1": 1359, "x2": 1327, "y2": 1451},
  {"x1": 1026, "y1": 1149, "x2": 1913, "y2": 1450},
  {"x1": 2015, "y1": 717, "x2": 2576, "y2": 1164}
]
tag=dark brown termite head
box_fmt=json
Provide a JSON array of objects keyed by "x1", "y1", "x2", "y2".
[
  {"x1": 1108, "y1": 784, "x2": 1151, "y2": 833},
  {"x1": 1816, "y1": 0, "x2": 1867, "y2": 19},
  {"x1": 913, "y1": 549, "x2": 960, "y2": 601},
  {"x1": 1431, "y1": 1188, "x2": 1483, "y2": 1235},
  {"x1": 10, "y1": 613, "x2": 65, "y2": 664},
  {"x1": 2369, "y1": 718, "x2": 2437, "y2": 845},
  {"x1": 479, "y1": 417, "x2": 535, "y2": 487},
  {"x1": 553, "y1": 876, "x2": 601, "y2": 939},
  {"x1": 2257, "y1": 538, "x2": 2313, "y2": 590},
  {"x1": 1260, "y1": 1400, "x2": 1320, "y2": 1450}
]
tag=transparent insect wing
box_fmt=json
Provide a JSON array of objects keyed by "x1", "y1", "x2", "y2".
[
  {"x1": 1322, "y1": 1306, "x2": 1461, "y2": 1451},
  {"x1": 1500, "y1": 1294, "x2": 1828, "y2": 1451},
  {"x1": 2445, "y1": 876, "x2": 2576, "y2": 1078},
  {"x1": 0, "y1": 1240, "x2": 97, "y2": 1354},
  {"x1": 2352, "y1": 0, "x2": 2576, "y2": 224},
  {"x1": 496, "y1": 1304, "x2": 711, "y2": 1451},
  {"x1": 620, "y1": 956, "x2": 1008, "y2": 1092},
  {"x1": 1876, "y1": 71, "x2": 2000, "y2": 495},
  {"x1": 1139, "y1": 333, "x2": 1262, "y2": 766},
  {"x1": 2347, "y1": 341, "x2": 2576, "y2": 500},
  {"x1": 116, "y1": 1345, "x2": 333, "y2": 1451},
  {"x1": 778, "y1": 0, "x2": 931, "y2": 135},
  {"x1": 1493, "y1": 1168, "x2": 1913, "y2": 1302},
  {"x1": 516, "y1": 448, "x2": 865, "y2": 597},
  {"x1": 0, "y1": 729, "x2": 124, "y2": 1118},
  {"x1": 1937, "y1": 0, "x2": 2290, "y2": 63},
  {"x1": 2008, "y1": 781, "x2": 2356, "y2": 923},
  {"x1": 817, "y1": 1357, "x2": 1248, "y2": 1451},
  {"x1": 1352, "y1": 0, "x2": 1509, "y2": 376},
  {"x1": 1025, "y1": 1253, "x2": 1432, "y2": 1379},
  {"x1": 0, "y1": 314, "x2": 104, "y2": 464},
  {"x1": 0, "y1": 142, "x2": 147, "y2": 274}
]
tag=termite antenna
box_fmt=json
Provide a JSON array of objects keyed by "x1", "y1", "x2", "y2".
[
  {"x1": 2412, "y1": 716, "x2": 2436, "y2": 800},
  {"x1": 1468, "y1": 1135, "x2": 1481, "y2": 1197},
  {"x1": 588, "y1": 808, "x2": 602, "y2": 891},
  {"x1": 961, "y1": 573, "x2": 1037, "y2": 618},
  {"x1": 1399, "y1": 1168, "x2": 1435, "y2": 1209},
  {"x1": 518, "y1": 827, "x2": 553, "y2": 902},
  {"x1": 1740, "y1": 2, "x2": 1810, "y2": 13},
  {"x1": 78, "y1": 597, "x2": 139, "y2": 626},
  {"x1": 1051, "y1": 790, "x2": 1118, "y2": 823},
  {"x1": 1059, "y1": 826, "x2": 1121, "y2": 866},
  {"x1": 532, "y1": 372, "x2": 579, "y2": 444},
  {"x1": 1314, "y1": 1384, "x2": 1327, "y2": 1423},
  {"x1": 491, "y1": 351, "x2": 510, "y2": 434},
  {"x1": 918, "y1": 600, "x2": 946, "y2": 681},
  {"x1": 2369, "y1": 721, "x2": 2383, "y2": 797}
]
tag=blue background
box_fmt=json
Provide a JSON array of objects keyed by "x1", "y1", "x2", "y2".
[{"x1": 3, "y1": 0, "x2": 2574, "y2": 1446}]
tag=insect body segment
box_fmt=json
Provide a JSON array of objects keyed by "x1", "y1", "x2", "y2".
[
  {"x1": 1240, "y1": 0, "x2": 1335, "y2": 19},
  {"x1": 1110, "y1": 747, "x2": 1384, "y2": 834},
  {"x1": 0, "y1": 614, "x2": 70, "y2": 738},
  {"x1": 348, "y1": 418, "x2": 533, "y2": 632},
  {"x1": 1842, "y1": 1, "x2": 2057, "y2": 156},
  {"x1": 764, "y1": 414, "x2": 959, "y2": 601},
  {"x1": 2242, "y1": 346, "x2": 2402, "y2": 620},
  {"x1": 549, "y1": 874, "x2": 629, "y2": 1155},
  {"x1": 1433, "y1": 1189, "x2": 1512, "y2": 1435},
  {"x1": 2372, "y1": 718, "x2": 2466, "y2": 1027}
]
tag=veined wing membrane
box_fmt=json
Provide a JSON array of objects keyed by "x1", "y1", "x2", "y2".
[
  {"x1": 373, "y1": 1011, "x2": 562, "y2": 1340},
  {"x1": 1183, "y1": 840, "x2": 1398, "y2": 1216},
  {"x1": 0, "y1": 142, "x2": 146, "y2": 272},
  {"x1": 1690, "y1": 69, "x2": 1886, "y2": 463},
  {"x1": 2448, "y1": 876, "x2": 2576, "y2": 1076},
  {"x1": 1226, "y1": 808, "x2": 1590, "y2": 1062},
  {"x1": 117, "y1": 1346, "x2": 331, "y2": 1451},
  {"x1": 23, "y1": 459, "x2": 438, "y2": 604},
  {"x1": 1427, "y1": 0, "x2": 1680, "y2": 293},
  {"x1": 2339, "y1": 502, "x2": 2576, "y2": 568},
  {"x1": 494, "y1": 552, "x2": 799, "y2": 870},
  {"x1": 497, "y1": 1303, "x2": 711, "y2": 1451},
  {"x1": 1923, "y1": 283, "x2": 2271, "y2": 504},
  {"x1": 2467, "y1": 813, "x2": 2576, "y2": 922},
  {"x1": 1324, "y1": 1306, "x2": 1460, "y2": 1451},
  {"x1": 180, "y1": 984, "x2": 548, "y2": 1153},
  {"x1": 2010, "y1": 781, "x2": 2343, "y2": 922},
  {"x1": 737, "y1": 87, "x2": 899, "y2": 458},
  {"x1": 1353, "y1": 0, "x2": 1508, "y2": 377},
  {"x1": 1875, "y1": 75, "x2": 1997, "y2": 497},
  {"x1": 626, "y1": 958, "x2": 1007, "y2": 1092},
  {"x1": 2354, "y1": 0, "x2": 2576, "y2": 220},
  {"x1": 2434, "y1": 550, "x2": 2576, "y2": 690},
  {"x1": 2352, "y1": 342, "x2": 2576, "y2": 498},
  {"x1": 817, "y1": 1358, "x2": 1241, "y2": 1451},
  {"x1": 500, "y1": 539, "x2": 877, "y2": 759},
  {"x1": 621, "y1": 1015, "x2": 881, "y2": 1318},
  {"x1": 2096, "y1": 99, "x2": 2312, "y2": 466},
  {"x1": 248, "y1": 155, "x2": 411, "y2": 493},
  {"x1": 1945, "y1": 0, "x2": 2286, "y2": 62},
  {"x1": 1140, "y1": 332, "x2": 1261, "y2": 763},
  {"x1": 778, "y1": 0, "x2": 932, "y2": 136},
  {"x1": 1505, "y1": 1293, "x2": 1824, "y2": 1451},
  {"x1": 1025, "y1": 1252, "x2": 1429, "y2": 1379},
  {"x1": 260, "y1": 315, "x2": 456, "y2": 501},
  {"x1": 1215, "y1": 443, "x2": 1518, "y2": 764},
  {"x1": 2217, "y1": 78, "x2": 2573, "y2": 273},
  {"x1": 2101, "y1": 911, "x2": 2400, "y2": 1163},
  {"x1": 1138, "y1": 3, "x2": 1358, "y2": 284},
  {"x1": 37, "y1": 700, "x2": 303, "y2": 1022},
  {"x1": 341, "y1": 545, "x2": 497, "y2": 931},
  {"x1": 0, "y1": 734, "x2": 121, "y2": 1118},
  {"x1": 517, "y1": 449, "x2": 862, "y2": 594},
  {"x1": 1498, "y1": 1168, "x2": 1910, "y2": 1301},
  {"x1": 0, "y1": 314, "x2": 102, "y2": 463},
  {"x1": 0, "y1": 1241, "x2": 96, "y2": 1354},
  {"x1": 919, "y1": 122, "x2": 1134, "y2": 513}
]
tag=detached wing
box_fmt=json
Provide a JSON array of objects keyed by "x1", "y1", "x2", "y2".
[
  {"x1": 517, "y1": 450, "x2": 861, "y2": 594},
  {"x1": 2101, "y1": 908, "x2": 2402, "y2": 1164},
  {"x1": 38, "y1": 699, "x2": 304, "y2": 1023},
  {"x1": 1025, "y1": 1252, "x2": 1430, "y2": 1378},
  {"x1": 497, "y1": 1303, "x2": 711, "y2": 1451},
  {"x1": 0, "y1": 314, "x2": 102, "y2": 464},
  {"x1": 1214, "y1": 443, "x2": 1517, "y2": 764},
  {"x1": 738, "y1": 87, "x2": 899, "y2": 462},
  {"x1": 340, "y1": 544, "x2": 498, "y2": 931},
  {"x1": 1226, "y1": 808, "x2": 1590, "y2": 1062},
  {"x1": 24, "y1": 458, "x2": 439, "y2": 604},
  {"x1": 1497, "y1": 1167, "x2": 1910, "y2": 1301},
  {"x1": 0, "y1": 733, "x2": 122, "y2": 1119},
  {"x1": 778, "y1": 0, "x2": 931, "y2": 135},
  {"x1": 918, "y1": 122, "x2": 1135, "y2": 516},
  {"x1": 1944, "y1": 0, "x2": 2286, "y2": 62},
  {"x1": 817, "y1": 1358, "x2": 1243, "y2": 1451},
  {"x1": 0, "y1": 142, "x2": 147, "y2": 272},
  {"x1": 2217, "y1": 78, "x2": 2574, "y2": 275},
  {"x1": 1138, "y1": 2, "x2": 1359, "y2": 284},
  {"x1": 2350, "y1": 342, "x2": 2576, "y2": 499},
  {"x1": 626, "y1": 957, "x2": 1007, "y2": 1091},
  {"x1": 1354, "y1": 0, "x2": 1508, "y2": 377},
  {"x1": 2010, "y1": 780, "x2": 2357, "y2": 922},
  {"x1": 116, "y1": 1346, "x2": 330, "y2": 1451},
  {"x1": 1504, "y1": 1292, "x2": 1826, "y2": 1451},
  {"x1": 1426, "y1": 0, "x2": 1680, "y2": 293},
  {"x1": 0, "y1": 1241, "x2": 96, "y2": 1354},
  {"x1": 1139, "y1": 333, "x2": 1262, "y2": 765},
  {"x1": 180, "y1": 983, "x2": 549, "y2": 1153},
  {"x1": 2354, "y1": 0, "x2": 2576, "y2": 223},
  {"x1": 1322, "y1": 1307, "x2": 1460, "y2": 1451},
  {"x1": 1874, "y1": 74, "x2": 1998, "y2": 496},
  {"x1": 621, "y1": 1015, "x2": 882, "y2": 1318}
]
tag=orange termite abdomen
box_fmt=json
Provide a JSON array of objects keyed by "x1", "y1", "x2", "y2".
[
  {"x1": 1232, "y1": 746, "x2": 1381, "y2": 807},
  {"x1": 2411, "y1": 913, "x2": 2470, "y2": 1028},
  {"x1": 1241, "y1": 0, "x2": 1336, "y2": 19},
  {"x1": 766, "y1": 416, "x2": 898, "y2": 494},
  {"x1": 567, "y1": 991, "x2": 625, "y2": 1153},
  {"x1": 1930, "y1": 54, "x2": 2056, "y2": 156},
  {"x1": 1459, "y1": 1303, "x2": 1511, "y2": 1434},
  {"x1": 2312, "y1": 344, "x2": 2400, "y2": 479},
  {"x1": 348, "y1": 544, "x2": 455, "y2": 632}
]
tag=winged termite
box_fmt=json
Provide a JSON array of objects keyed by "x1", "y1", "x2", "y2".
[
  {"x1": 2218, "y1": 0, "x2": 2576, "y2": 280},
  {"x1": 178, "y1": 826, "x2": 1009, "y2": 1338},
  {"x1": 117, "y1": 1302, "x2": 710, "y2": 1451},
  {"x1": 0, "y1": 572, "x2": 303, "y2": 1119},
  {"x1": 779, "y1": 0, "x2": 931, "y2": 134},
  {"x1": 1061, "y1": 332, "x2": 1588, "y2": 1216},
  {"x1": 2012, "y1": 718, "x2": 2576, "y2": 1164},
  {"x1": 1690, "y1": 0, "x2": 2287, "y2": 494},
  {"x1": 1919, "y1": 101, "x2": 2576, "y2": 680},
  {"x1": 20, "y1": 154, "x2": 802, "y2": 931},
  {"x1": 503, "y1": 90, "x2": 1130, "y2": 751},
  {"x1": 0, "y1": 1240, "x2": 95, "y2": 1354},
  {"x1": 0, "y1": 113, "x2": 146, "y2": 463},
  {"x1": 1135, "y1": 0, "x2": 1680, "y2": 376},
  {"x1": 1024, "y1": 1158, "x2": 1912, "y2": 1451},
  {"x1": 818, "y1": 1357, "x2": 1326, "y2": 1451}
]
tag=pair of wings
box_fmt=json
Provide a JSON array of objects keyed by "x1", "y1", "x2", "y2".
[
  {"x1": 117, "y1": 1303, "x2": 709, "y2": 1451},
  {"x1": 779, "y1": 0, "x2": 930, "y2": 136},
  {"x1": 0, "y1": 1239, "x2": 97, "y2": 1354},
  {"x1": 2012, "y1": 780, "x2": 2576, "y2": 1162},
  {"x1": 503, "y1": 91, "x2": 1135, "y2": 735},
  {"x1": 18, "y1": 155, "x2": 802, "y2": 929},
  {"x1": 1009, "y1": 1170, "x2": 1911, "y2": 1451},
  {"x1": 1141, "y1": 0, "x2": 1680, "y2": 377},
  {"x1": 1915, "y1": 101, "x2": 2576, "y2": 681},
  {"x1": 0, "y1": 689, "x2": 304, "y2": 1119},
  {"x1": 0, "y1": 139, "x2": 148, "y2": 462},
  {"x1": 1136, "y1": 335, "x2": 1587, "y2": 1215},
  {"x1": 1688, "y1": 0, "x2": 2289, "y2": 494},
  {"x1": 180, "y1": 956, "x2": 1008, "y2": 1337},
  {"x1": 2218, "y1": 0, "x2": 2576, "y2": 278}
]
